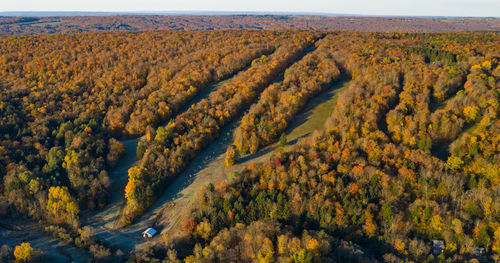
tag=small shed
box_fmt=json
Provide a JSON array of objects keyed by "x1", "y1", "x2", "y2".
[
  {"x1": 432, "y1": 240, "x2": 444, "y2": 255},
  {"x1": 142, "y1": 228, "x2": 157, "y2": 238}
]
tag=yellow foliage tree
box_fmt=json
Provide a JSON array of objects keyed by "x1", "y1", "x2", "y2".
[
  {"x1": 46, "y1": 186, "x2": 79, "y2": 226},
  {"x1": 446, "y1": 156, "x2": 464, "y2": 170},
  {"x1": 463, "y1": 106, "x2": 480, "y2": 122},
  {"x1": 257, "y1": 237, "x2": 274, "y2": 263},
  {"x1": 306, "y1": 237, "x2": 320, "y2": 256},
  {"x1": 493, "y1": 225, "x2": 500, "y2": 256},
  {"x1": 394, "y1": 239, "x2": 405, "y2": 252},
  {"x1": 195, "y1": 221, "x2": 212, "y2": 241},
  {"x1": 363, "y1": 210, "x2": 377, "y2": 237},
  {"x1": 124, "y1": 166, "x2": 147, "y2": 201},
  {"x1": 14, "y1": 242, "x2": 33, "y2": 262},
  {"x1": 277, "y1": 234, "x2": 288, "y2": 255},
  {"x1": 225, "y1": 145, "x2": 239, "y2": 167},
  {"x1": 430, "y1": 214, "x2": 444, "y2": 234}
]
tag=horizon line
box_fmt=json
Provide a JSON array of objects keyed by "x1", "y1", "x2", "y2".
[{"x1": 0, "y1": 11, "x2": 499, "y2": 19}]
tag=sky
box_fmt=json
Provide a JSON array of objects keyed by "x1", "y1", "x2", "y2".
[{"x1": 1, "y1": 0, "x2": 499, "y2": 17}]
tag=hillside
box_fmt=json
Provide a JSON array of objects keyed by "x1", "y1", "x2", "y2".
[
  {"x1": 0, "y1": 30, "x2": 498, "y2": 262},
  {"x1": 0, "y1": 15, "x2": 499, "y2": 35}
]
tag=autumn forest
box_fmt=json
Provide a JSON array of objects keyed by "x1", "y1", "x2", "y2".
[{"x1": 0, "y1": 20, "x2": 499, "y2": 263}]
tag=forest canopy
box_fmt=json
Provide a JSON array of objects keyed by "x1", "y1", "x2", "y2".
[{"x1": 0, "y1": 30, "x2": 498, "y2": 262}]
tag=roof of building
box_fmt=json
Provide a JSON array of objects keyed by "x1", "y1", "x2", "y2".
[
  {"x1": 432, "y1": 240, "x2": 444, "y2": 248},
  {"x1": 143, "y1": 227, "x2": 157, "y2": 236}
]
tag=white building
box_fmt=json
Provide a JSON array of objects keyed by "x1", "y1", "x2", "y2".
[{"x1": 142, "y1": 228, "x2": 157, "y2": 238}]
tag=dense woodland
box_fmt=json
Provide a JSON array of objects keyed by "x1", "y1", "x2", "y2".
[
  {"x1": 0, "y1": 29, "x2": 499, "y2": 262},
  {"x1": 0, "y1": 15, "x2": 499, "y2": 36},
  {"x1": 0, "y1": 30, "x2": 300, "y2": 261},
  {"x1": 131, "y1": 32, "x2": 500, "y2": 262}
]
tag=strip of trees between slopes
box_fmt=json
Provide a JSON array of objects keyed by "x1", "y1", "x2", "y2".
[
  {"x1": 0, "y1": 30, "x2": 499, "y2": 262},
  {"x1": 132, "y1": 32, "x2": 499, "y2": 263}
]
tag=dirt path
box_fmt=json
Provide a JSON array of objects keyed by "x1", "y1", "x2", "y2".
[
  {"x1": 81, "y1": 42, "x2": 320, "y2": 249},
  {"x1": 80, "y1": 78, "x2": 232, "y2": 250},
  {"x1": 81, "y1": 137, "x2": 140, "y2": 250},
  {"x1": 83, "y1": 46, "x2": 348, "y2": 251},
  {"x1": 133, "y1": 79, "x2": 350, "y2": 246},
  {"x1": 0, "y1": 217, "x2": 90, "y2": 263},
  {"x1": 81, "y1": 77, "x2": 348, "y2": 251}
]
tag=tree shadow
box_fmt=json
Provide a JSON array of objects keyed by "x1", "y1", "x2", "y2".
[{"x1": 238, "y1": 145, "x2": 276, "y2": 163}]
